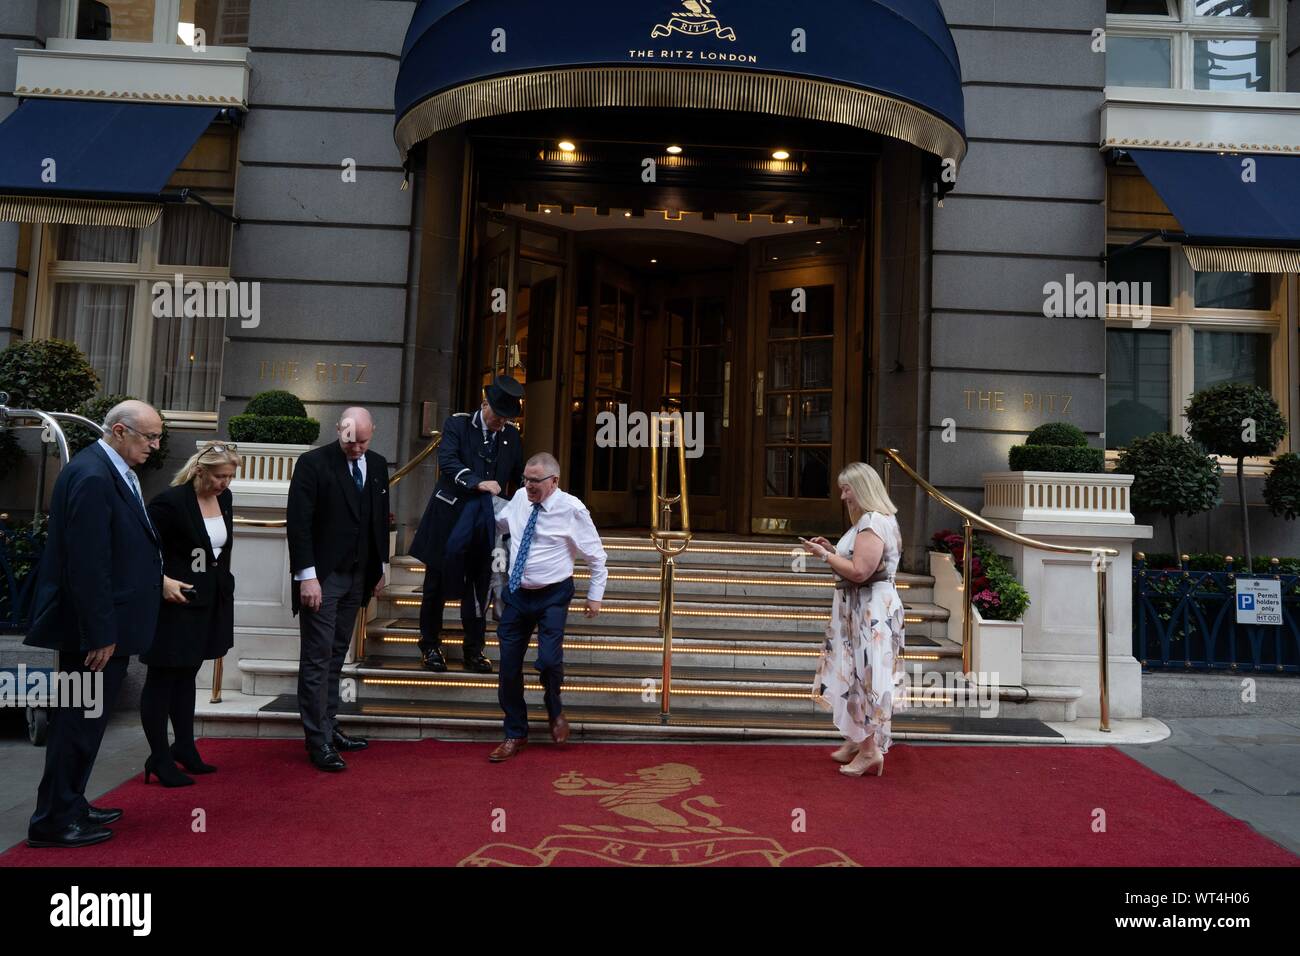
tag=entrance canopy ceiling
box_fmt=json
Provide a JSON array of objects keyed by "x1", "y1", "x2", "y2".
[{"x1": 395, "y1": 0, "x2": 967, "y2": 168}]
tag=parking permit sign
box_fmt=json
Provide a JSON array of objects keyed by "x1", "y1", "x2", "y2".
[{"x1": 1236, "y1": 579, "x2": 1282, "y2": 625}]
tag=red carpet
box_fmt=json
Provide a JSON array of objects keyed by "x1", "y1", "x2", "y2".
[{"x1": 2, "y1": 739, "x2": 1295, "y2": 867}]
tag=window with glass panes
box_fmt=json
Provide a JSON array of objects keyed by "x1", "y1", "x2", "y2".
[
  {"x1": 1104, "y1": 238, "x2": 1283, "y2": 449},
  {"x1": 66, "y1": 0, "x2": 250, "y2": 46},
  {"x1": 40, "y1": 200, "x2": 234, "y2": 420},
  {"x1": 1105, "y1": 0, "x2": 1283, "y2": 92}
]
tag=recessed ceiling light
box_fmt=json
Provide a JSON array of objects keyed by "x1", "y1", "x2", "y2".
[
  {"x1": 543, "y1": 207, "x2": 552, "y2": 214},
  {"x1": 772, "y1": 149, "x2": 791, "y2": 161},
  {"x1": 558, "y1": 140, "x2": 577, "y2": 152},
  {"x1": 624, "y1": 211, "x2": 632, "y2": 218},
  {"x1": 651, "y1": 258, "x2": 658, "y2": 264},
  {"x1": 666, "y1": 145, "x2": 683, "y2": 155}
]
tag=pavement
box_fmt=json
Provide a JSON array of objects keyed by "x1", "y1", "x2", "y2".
[{"x1": 0, "y1": 708, "x2": 1297, "y2": 859}]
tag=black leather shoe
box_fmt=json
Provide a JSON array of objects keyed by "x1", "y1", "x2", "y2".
[
  {"x1": 332, "y1": 730, "x2": 369, "y2": 752},
  {"x1": 463, "y1": 653, "x2": 494, "y2": 674},
  {"x1": 27, "y1": 821, "x2": 113, "y2": 849},
  {"x1": 308, "y1": 745, "x2": 347, "y2": 772},
  {"x1": 421, "y1": 647, "x2": 448, "y2": 672},
  {"x1": 83, "y1": 806, "x2": 122, "y2": 826}
]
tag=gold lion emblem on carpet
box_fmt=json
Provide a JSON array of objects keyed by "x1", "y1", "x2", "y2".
[{"x1": 458, "y1": 762, "x2": 858, "y2": 867}]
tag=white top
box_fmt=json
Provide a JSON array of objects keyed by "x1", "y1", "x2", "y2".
[
  {"x1": 204, "y1": 514, "x2": 227, "y2": 560},
  {"x1": 496, "y1": 488, "x2": 609, "y2": 601},
  {"x1": 836, "y1": 511, "x2": 902, "y2": 579}
]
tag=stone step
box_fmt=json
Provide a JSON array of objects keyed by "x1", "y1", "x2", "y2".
[
  {"x1": 376, "y1": 590, "x2": 949, "y2": 635},
  {"x1": 214, "y1": 694, "x2": 1069, "y2": 744},
  {"x1": 239, "y1": 656, "x2": 993, "y2": 715},
  {"x1": 364, "y1": 618, "x2": 963, "y2": 672}
]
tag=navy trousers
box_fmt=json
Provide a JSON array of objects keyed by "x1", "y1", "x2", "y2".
[
  {"x1": 31, "y1": 653, "x2": 129, "y2": 834},
  {"x1": 496, "y1": 577, "x2": 574, "y2": 740}
]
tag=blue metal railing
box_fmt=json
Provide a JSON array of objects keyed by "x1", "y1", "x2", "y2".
[{"x1": 1133, "y1": 556, "x2": 1300, "y2": 673}]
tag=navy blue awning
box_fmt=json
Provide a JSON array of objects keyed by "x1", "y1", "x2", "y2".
[
  {"x1": 0, "y1": 100, "x2": 220, "y2": 227},
  {"x1": 1128, "y1": 148, "x2": 1300, "y2": 273},
  {"x1": 395, "y1": 0, "x2": 966, "y2": 168}
]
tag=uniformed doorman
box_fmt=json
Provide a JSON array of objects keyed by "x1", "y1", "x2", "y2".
[{"x1": 410, "y1": 376, "x2": 525, "y2": 672}]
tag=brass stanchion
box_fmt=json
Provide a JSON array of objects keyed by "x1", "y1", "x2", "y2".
[
  {"x1": 649, "y1": 411, "x2": 691, "y2": 723},
  {"x1": 1096, "y1": 559, "x2": 1111, "y2": 733},
  {"x1": 960, "y1": 518, "x2": 974, "y2": 676},
  {"x1": 210, "y1": 658, "x2": 224, "y2": 704}
]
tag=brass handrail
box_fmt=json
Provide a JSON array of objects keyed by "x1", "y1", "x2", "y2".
[
  {"x1": 389, "y1": 431, "x2": 442, "y2": 487},
  {"x1": 650, "y1": 412, "x2": 692, "y2": 722},
  {"x1": 878, "y1": 447, "x2": 1118, "y2": 732}
]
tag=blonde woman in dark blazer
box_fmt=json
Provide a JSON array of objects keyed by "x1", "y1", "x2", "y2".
[{"x1": 140, "y1": 441, "x2": 240, "y2": 787}]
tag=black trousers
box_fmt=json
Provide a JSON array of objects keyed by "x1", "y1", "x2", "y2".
[
  {"x1": 30, "y1": 652, "x2": 128, "y2": 834},
  {"x1": 418, "y1": 563, "x2": 490, "y2": 660},
  {"x1": 297, "y1": 566, "x2": 364, "y2": 749},
  {"x1": 139, "y1": 663, "x2": 202, "y2": 761}
]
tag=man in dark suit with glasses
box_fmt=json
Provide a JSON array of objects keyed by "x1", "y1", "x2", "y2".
[{"x1": 410, "y1": 376, "x2": 525, "y2": 673}]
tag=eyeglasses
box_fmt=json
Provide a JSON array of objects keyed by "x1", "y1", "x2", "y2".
[
  {"x1": 121, "y1": 423, "x2": 164, "y2": 443},
  {"x1": 522, "y1": 474, "x2": 557, "y2": 486},
  {"x1": 199, "y1": 442, "x2": 238, "y2": 458}
]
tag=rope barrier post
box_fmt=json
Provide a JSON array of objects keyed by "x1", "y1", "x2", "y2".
[
  {"x1": 1096, "y1": 558, "x2": 1111, "y2": 733},
  {"x1": 961, "y1": 517, "x2": 974, "y2": 676}
]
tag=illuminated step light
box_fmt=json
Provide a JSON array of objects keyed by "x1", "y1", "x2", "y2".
[
  {"x1": 369, "y1": 633, "x2": 821, "y2": 658},
  {"x1": 362, "y1": 677, "x2": 815, "y2": 700}
]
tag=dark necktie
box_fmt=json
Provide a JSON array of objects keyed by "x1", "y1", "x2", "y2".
[{"x1": 351, "y1": 459, "x2": 364, "y2": 492}]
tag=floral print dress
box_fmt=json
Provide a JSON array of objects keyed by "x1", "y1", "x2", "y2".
[{"x1": 812, "y1": 512, "x2": 908, "y2": 752}]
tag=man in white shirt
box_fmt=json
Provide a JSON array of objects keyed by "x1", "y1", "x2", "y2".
[{"x1": 488, "y1": 452, "x2": 607, "y2": 762}]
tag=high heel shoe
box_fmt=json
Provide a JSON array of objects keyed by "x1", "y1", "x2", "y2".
[
  {"x1": 831, "y1": 741, "x2": 858, "y2": 764},
  {"x1": 840, "y1": 750, "x2": 884, "y2": 777},
  {"x1": 144, "y1": 755, "x2": 194, "y2": 787},
  {"x1": 170, "y1": 744, "x2": 216, "y2": 774}
]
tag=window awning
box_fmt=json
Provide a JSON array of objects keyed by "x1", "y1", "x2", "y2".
[
  {"x1": 1127, "y1": 149, "x2": 1300, "y2": 274},
  {"x1": 0, "y1": 100, "x2": 220, "y2": 228},
  {"x1": 395, "y1": 0, "x2": 966, "y2": 173}
]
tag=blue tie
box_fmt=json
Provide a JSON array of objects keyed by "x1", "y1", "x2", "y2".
[
  {"x1": 351, "y1": 459, "x2": 364, "y2": 492},
  {"x1": 508, "y1": 503, "x2": 542, "y2": 593}
]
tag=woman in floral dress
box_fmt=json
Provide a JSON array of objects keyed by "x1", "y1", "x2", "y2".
[{"x1": 804, "y1": 462, "x2": 907, "y2": 777}]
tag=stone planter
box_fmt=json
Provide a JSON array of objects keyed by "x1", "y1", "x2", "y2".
[
  {"x1": 980, "y1": 470, "x2": 1151, "y2": 721},
  {"x1": 220, "y1": 440, "x2": 312, "y2": 497},
  {"x1": 929, "y1": 551, "x2": 1024, "y2": 685},
  {"x1": 983, "y1": 470, "x2": 1134, "y2": 525}
]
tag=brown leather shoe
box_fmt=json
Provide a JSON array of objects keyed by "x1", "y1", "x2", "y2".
[
  {"x1": 488, "y1": 738, "x2": 527, "y2": 762},
  {"x1": 549, "y1": 713, "x2": 570, "y2": 745}
]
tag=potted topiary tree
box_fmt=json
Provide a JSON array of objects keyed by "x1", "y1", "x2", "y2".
[
  {"x1": 0, "y1": 339, "x2": 99, "y2": 480},
  {"x1": 1186, "y1": 383, "x2": 1287, "y2": 571},
  {"x1": 1115, "y1": 432, "x2": 1221, "y2": 559},
  {"x1": 223, "y1": 389, "x2": 321, "y2": 492},
  {"x1": 984, "y1": 422, "x2": 1134, "y2": 524},
  {"x1": 1264, "y1": 452, "x2": 1300, "y2": 522}
]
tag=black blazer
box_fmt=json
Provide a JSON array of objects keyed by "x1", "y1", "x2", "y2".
[
  {"x1": 142, "y1": 483, "x2": 235, "y2": 668},
  {"x1": 286, "y1": 441, "x2": 390, "y2": 614},
  {"x1": 24, "y1": 442, "x2": 162, "y2": 657},
  {"x1": 409, "y1": 410, "x2": 523, "y2": 571}
]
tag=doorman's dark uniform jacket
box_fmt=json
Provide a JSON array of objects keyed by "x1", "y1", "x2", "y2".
[{"x1": 410, "y1": 410, "x2": 523, "y2": 571}]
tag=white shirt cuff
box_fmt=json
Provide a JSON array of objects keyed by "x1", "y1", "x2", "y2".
[{"x1": 294, "y1": 567, "x2": 316, "y2": 582}]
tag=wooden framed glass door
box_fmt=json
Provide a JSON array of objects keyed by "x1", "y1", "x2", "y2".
[
  {"x1": 659, "y1": 273, "x2": 734, "y2": 531},
  {"x1": 581, "y1": 257, "x2": 643, "y2": 527},
  {"x1": 750, "y1": 264, "x2": 849, "y2": 533}
]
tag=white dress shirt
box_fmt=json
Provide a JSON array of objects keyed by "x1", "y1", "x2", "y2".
[
  {"x1": 294, "y1": 453, "x2": 387, "y2": 583},
  {"x1": 496, "y1": 488, "x2": 608, "y2": 601}
]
